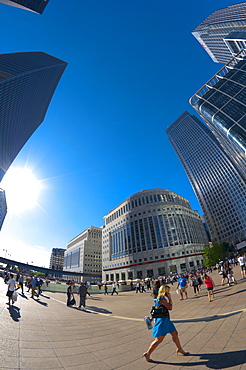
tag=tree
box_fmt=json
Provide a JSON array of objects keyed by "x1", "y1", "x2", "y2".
[{"x1": 203, "y1": 242, "x2": 227, "y2": 267}]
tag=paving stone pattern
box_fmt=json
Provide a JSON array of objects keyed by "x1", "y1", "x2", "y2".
[{"x1": 0, "y1": 266, "x2": 245, "y2": 369}]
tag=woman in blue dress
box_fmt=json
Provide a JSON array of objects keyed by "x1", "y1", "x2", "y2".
[{"x1": 143, "y1": 285, "x2": 189, "y2": 362}]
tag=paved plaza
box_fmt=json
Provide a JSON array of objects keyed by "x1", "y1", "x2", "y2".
[{"x1": 0, "y1": 267, "x2": 245, "y2": 370}]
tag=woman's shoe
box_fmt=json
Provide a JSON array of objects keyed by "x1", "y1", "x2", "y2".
[
  {"x1": 142, "y1": 352, "x2": 152, "y2": 362},
  {"x1": 176, "y1": 349, "x2": 190, "y2": 356}
]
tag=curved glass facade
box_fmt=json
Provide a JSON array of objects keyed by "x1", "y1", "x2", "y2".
[
  {"x1": 192, "y1": 2, "x2": 246, "y2": 64},
  {"x1": 190, "y1": 51, "x2": 246, "y2": 178},
  {"x1": 166, "y1": 112, "x2": 246, "y2": 246},
  {"x1": 102, "y1": 189, "x2": 208, "y2": 280}
]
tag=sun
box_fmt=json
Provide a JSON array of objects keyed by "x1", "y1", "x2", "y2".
[{"x1": 1, "y1": 167, "x2": 42, "y2": 214}]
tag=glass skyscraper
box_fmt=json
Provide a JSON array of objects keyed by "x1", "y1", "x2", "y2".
[
  {"x1": 0, "y1": 0, "x2": 50, "y2": 14},
  {"x1": 0, "y1": 188, "x2": 7, "y2": 230},
  {"x1": 166, "y1": 111, "x2": 246, "y2": 246},
  {"x1": 192, "y1": 2, "x2": 246, "y2": 64},
  {"x1": 102, "y1": 189, "x2": 208, "y2": 280},
  {"x1": 0, "y1": 51, "x2": 67, "y2": 182},
  {"x1": 190, "y1": 49, "x2": 246, "y2": 177}
]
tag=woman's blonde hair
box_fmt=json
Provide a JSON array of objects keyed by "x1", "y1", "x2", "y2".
[{"x1": 157, "y1": 285, "x2": 170, "y2": 298}]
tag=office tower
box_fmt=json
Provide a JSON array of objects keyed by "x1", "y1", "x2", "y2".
[
  {"x1": 166, "y1": 111, "x2": 246, "y2": 246},
  {"x1": 192, "y1": 2, "x2": 246, "y2": 64},
  {"x1": 102, "y1": 189, "x2": 208, "y2": 281},
  {"x1": 0, "y1": 52, "x2": 67, "y2": 182},
  {"x1": 0, "y1": 188, "x2": 7, "y2": 230},
  {"x1": 49, "y1": 248, "x2": 66, "y2": 271},
  {"x1": 0, "y1": 0, "x2": 50, "y2": 14},
  {"x1": 190, "y1": 50, "x2": 246, "y2": 177},
  {"x1": 64, "y1": 226, "x2": 102, "y2": 283}
]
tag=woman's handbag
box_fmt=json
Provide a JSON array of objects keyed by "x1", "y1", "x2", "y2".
[
  {"x1": 150, "y1": 304, "x2": 169, "y2": 319},
  {"x1": 70, "y1": 297, "x2": 76, "y2": 306}
]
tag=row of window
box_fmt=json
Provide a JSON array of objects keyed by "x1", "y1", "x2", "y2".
[
  {"x1": 103, "y1": 250, "x2": 203, "y2": 268},
  {"x1": 105, "y1": 260, "x2": 203, "y2": 279},
  {"x1": 104, "y1": 214, "x2": 206, "y2": 259},
  {"x1": 105, "y1": 192, "x2": 189, "y2": 225}
]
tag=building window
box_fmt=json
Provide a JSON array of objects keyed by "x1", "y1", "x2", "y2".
[
  {"x1": 137, "y1": 271, "x2": 142, "y2": 278},
  {"x1": 158, "y1": 267, "x2": 165, "y2": 276},
  {"x1": 147, "y1": 269, "x2": 154, "y2": 278},
  {"x1": 169, "y1": 265, "x2": 177, "y2": 273},
  {"x1": 180, "y1": 263, "x2": 186, "y2": 270}
]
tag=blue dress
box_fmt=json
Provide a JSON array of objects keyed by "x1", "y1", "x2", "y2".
[{"x1": 152, "y1": 297, "x2": 176, "y2": 338}]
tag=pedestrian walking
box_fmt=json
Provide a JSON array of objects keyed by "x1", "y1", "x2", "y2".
[
  {"x1": 151, "y1": 280, "x2": 161, "y2": 299},
  {"x1": 111, "y1": 282, "x2": 118, "y2": 295},
  {"x1": 141, "y1": 280, "x2": 146, "y2": 293},
  {"x1": 135, "y1": 280, "x2": 141, "y2": 293},
  {"x1": 85, "y1": 281, "x2": 91, "y2": 296},
  {"x1": 16, "y1": 274, "x2": 24, "y2": 294},
  {"x1": 177, "y1": 274, "x2": 188, "y2": 300},
  {"x1": 104, "y1": 283, "x2": 108, "y2": 295},
  {"x1": 203, "y1": 274, "x2": 215, "y2": 302},
  {"x1": 237, "y1": 254, "x2": 246, "y2": 278},
  {"x1": 190, "y1": 274, "x2": 199, "y2": 296},
  {"x1": 6, "y1": 273, "x2": 16, "y2": 305},
  {"x1": 67, "y1": 282, "x2": 74, "y2": 306},
  {"x1": 143, "y1": 285, "x2": 189, "y2": 362},
  {"x1": 31, "y1": 276, "x2": 39, "y2": 298},
  {"x1": 77, "y1": 282, "x2": 87, "y2": 308}
]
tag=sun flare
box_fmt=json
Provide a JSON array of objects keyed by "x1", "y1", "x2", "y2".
[{"x1": 1, "y1": 167, "x2": 42, "y2": 214}]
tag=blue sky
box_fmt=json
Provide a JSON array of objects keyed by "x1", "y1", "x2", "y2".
[{"x1": 0, "y1": 0, "x2": 235, "y2": 267}]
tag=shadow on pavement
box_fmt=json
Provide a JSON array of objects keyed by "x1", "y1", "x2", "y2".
[
  {"x1": 173, "y1": 310, "x2": 242, "y2": 323},
  {"x1": 40, "y1": 294, "x2": 50, "y2": 299},
  {"x1": 151, "y1": 349, "x2": 246, "y2": 368},
  {"x1": 18, "y1": 293, "x2": 29, "y2": 299},
  {"x1": 33, "y1": 299, "x2": 48, "y2": 307},
  {"x1": 7, "y1": 305, "x2": 21, "y2": 322},
  {"x1": 213, "y1": 287, "x2": 231, "y2": 293},
  {"x1": 86, "y1": 296, "x2": 102, "y2": 301},
  {"x1": 220, "y1": 289, "x2": 245, "y2": 298},
  {"x1": 84, "y1": 306, "x2": 112, "y2": 314}
]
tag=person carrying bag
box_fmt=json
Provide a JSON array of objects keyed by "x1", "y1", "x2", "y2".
[{"x1": 143, "y1": 285, "x2": 189, "y2": 362}]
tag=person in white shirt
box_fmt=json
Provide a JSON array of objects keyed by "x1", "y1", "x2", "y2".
[
  {"x1": 237, "y1": 254, "x2": 246, "y2": 278},
  {"x1": 7, "y1": 274, "x2": 16, "y2": 305},
  {"x1": 111, "y1": 282, "x2": 118, "y2": 295}
]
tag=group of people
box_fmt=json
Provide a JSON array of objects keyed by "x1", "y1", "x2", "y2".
[
  {"x1": 67, "y1": 281, "x2": 91, "y2": 308},
  {"x1": 217, "y1": 254, "x2": 246, "y2": 285},
  {"x1": 2, "y1": 270, "x2": 50, "y2": 305}
]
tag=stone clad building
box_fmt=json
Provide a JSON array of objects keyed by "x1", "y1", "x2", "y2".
[{"x1": 102, "y1": 189, "x2": 208, "y2": 281}]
